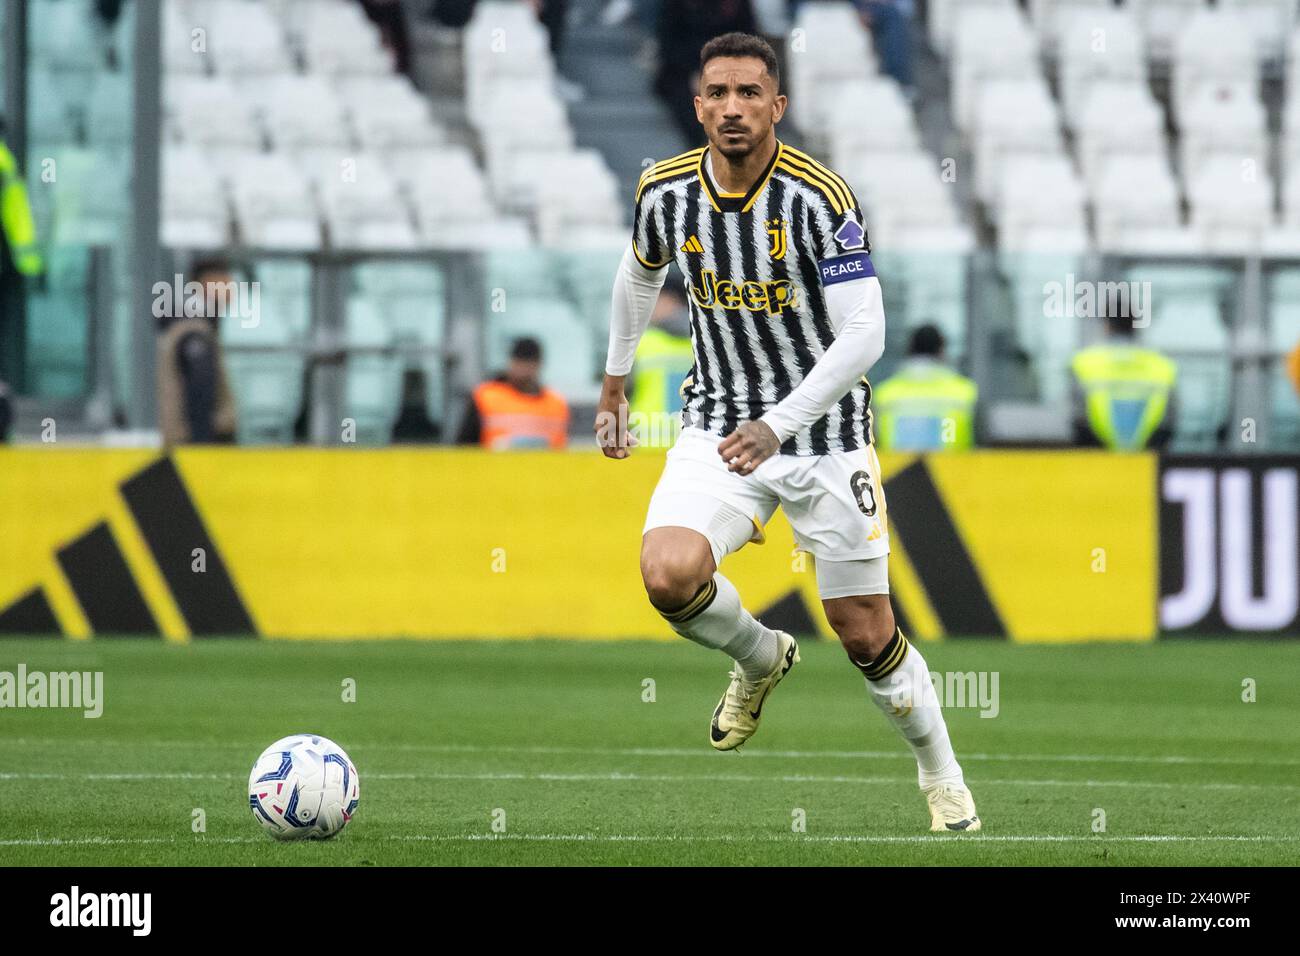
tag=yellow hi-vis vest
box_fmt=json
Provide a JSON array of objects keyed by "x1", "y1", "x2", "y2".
[
  {"x1": 629, "y1": 326, "x2": 693, "y2": 447},
  {"x1": 872, "y1": 359, "x2": 978, "y2": 451},
  {"x1": 0, "y1": 140, "x2": 43, "y2": 276},
  {"x1": 1071, "y1": 344, "x2": 1177, "y2": 450}
]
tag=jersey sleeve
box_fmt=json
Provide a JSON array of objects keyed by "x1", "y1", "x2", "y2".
[
  {"x1": 804, "y1": 181, "x2": 875, "y2": 289},
  {"x1": 631, "y1": 187, "x2": 671, "y2": 270}
]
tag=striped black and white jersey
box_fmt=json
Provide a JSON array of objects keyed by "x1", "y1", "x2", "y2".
[{"x1": 632, "y1": 139, "x2": 876, "y2": 456}]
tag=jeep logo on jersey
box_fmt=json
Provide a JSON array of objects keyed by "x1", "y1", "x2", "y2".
[
  {"x1": 690, "y1": 269, "x2": 799, "y2": 316},
  {"x1": 850, "y1": 469, "x2": 877, "y2": 517},
  {"x1": 833, "y1": 211, "x2": 866, "y2": 252}
]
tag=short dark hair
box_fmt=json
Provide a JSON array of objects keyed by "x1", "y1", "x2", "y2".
[
  {"x1": 1105, "y1": 299, "x2": 1138, "y2": 338},
  {"x1": 191, "y1": 256, "x2": 234, "y2": 280},
  {"x1": 510, "y1": 336, "x2": 542, "y2": 362},
  {"x1": 699, "y1": 32, "x2": 780, "y2": 89},
  {"x1": 909, "y1": 324, "x2": 946, "y2": 358}
]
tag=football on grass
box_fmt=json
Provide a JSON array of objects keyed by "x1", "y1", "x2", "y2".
[{"x1": 248, "y1": 734, "x2": 360, "y2": 840}]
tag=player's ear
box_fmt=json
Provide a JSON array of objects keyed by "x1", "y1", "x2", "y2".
[
  {"x1": 772, "y1": 93, "x2": 787, "y2": 123},
  {"x1": 694, "y1": 95, "x2": 704, "y2": 124}
]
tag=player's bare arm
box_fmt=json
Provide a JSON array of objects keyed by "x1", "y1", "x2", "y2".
[
  {"x1": 598, "y1": 239, "x2": 669, "y2": 459},
  {"x1": 594, "y1": 372, "x2": 636, "y2": 459}
]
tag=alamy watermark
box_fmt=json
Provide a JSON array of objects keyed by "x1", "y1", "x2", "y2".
[
  {"x1": 1042, "y1": 274, "x2": 1152, "y2": 328},
  {"x1": 0, "y1": 665, "x2": 103, "y2": 718},
  {"x1": 883, "y1": 669, "x2": 1000, "y2": 718},
  {"x1": 152, "y1": 274, "x2": 261, "y2": 328},
  {"x1": 594, "y1": 408, "x2": 683, "y2": 449}
]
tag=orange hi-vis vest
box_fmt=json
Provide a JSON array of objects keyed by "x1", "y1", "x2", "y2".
[{"x1": 473, "y1": 380, "x2": 569, "y2": 450}]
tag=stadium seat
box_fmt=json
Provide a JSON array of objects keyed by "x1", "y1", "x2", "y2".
[
  {"x1": 354, "y1": 263, "x2": 447, "y2": 424},
  {"x1": 950, "y1": 4, "x2": 1039, "y2": 134},
  {"x1": 161, "y1": 146, "x2": 232, "y2": 250},
  {"x1": 486, "y1": 299, "x2": 599, "y2": 403},
  {"x1": 1137, "y1": 285, "x2": 1232, "y2": 450},
  {"x1": 1217, "y1": 0, "x2": 1294, "y2": 62},
  {"x1": 297, "y1": 151, "x2": 421, "y2": 251},
  {"x1": 197, "y1": 0, "x2": 293, "y2": 76},
  {"x1": 163, "y1": 0, "x2": 209, "y2": 74},
  {"x1": 826, "y1": 77, "x2": 922, "y2": 167},
  {"x1": 1177, "y1": 83, "x2": 1268, "y2": 188},
  {"x1": 839, "y1": 151, "x2": 962, "y2": 239},
  {"x1": 928, "y1": 0, "x2": 1016, "y2": 56},
  {"x1": 229, "y1": 153, "x2": 323, "y2": 251},
  {"x1": 221, "y1": 264, "x2": 308, "y2": 445},
  {"x1": 31, "y1": 0, "x2": 102, "y2": 72},
  {"x1": 25, "y1": 245, "x2": 91, "y2": 398},
  {"x1": 244, "y1": 75, "x2": 353, "y2": 150},
  {"x1": 993, "y1": 154, "x2": 1088, "y2": 246},
  {"x1": 1091, "y1": 154, "x2": 1183, "y2": 252},
  {"x1": 1027, "y1": 0, "x2": 1112, "y2": 53},
  {"x1": 1187, "y1": 154, "x2": 1274, "y2": 254},
  {"x1": 85, "y1": 71, "x2": 134, "y2": 147},
  {"x1": 1057, "y1": 8, "x2": 1148, "y2": 121},
  {"x1": 26, "y1": 70, "x2": 79, "y2": 147},
  {"x1": 1128, "y1": 0, "x2": 1214, "y2": 61},
  {"x1": 971, "y1": 79, "x2": 1064, "y2": 206},
  {"x1": 295, "y1": 4, "x2": 393, "y2": 75},
  {"x1": 786, "y1": 4, "x2": 876, "y2": 144},
  {"x1": 342, "y1": 296, "x2": 404, "y2": 443},
  {"x1": 1171, "y1": 7, "x2": 1260, "y2": 120},
  {"x1": 165, "y1": 75, "x2": 265, "y2": 151},
  {"x1": 1072, "y1": 81, "x2": 1167, "y2": 192}
]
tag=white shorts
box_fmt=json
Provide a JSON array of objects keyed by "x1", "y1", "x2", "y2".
[{"x1": 643, "y1": 426, "x2": 891, "y2": 598}]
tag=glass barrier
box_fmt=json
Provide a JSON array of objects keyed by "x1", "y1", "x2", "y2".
[{"x1": 140, "y1": 243, "x2": 1300, "y2": 453}]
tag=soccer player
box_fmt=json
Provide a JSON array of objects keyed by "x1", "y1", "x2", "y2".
[{"x1": 596, "y1": 32, "x2": 980, "y2": 832}]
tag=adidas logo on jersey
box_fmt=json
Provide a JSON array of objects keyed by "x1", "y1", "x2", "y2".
[{"x1": 680, "y1": 235, "x2": 704, "y2": 254}]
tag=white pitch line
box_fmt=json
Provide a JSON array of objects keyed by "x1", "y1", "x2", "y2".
[
  {"x1": 3, "y1": 737, "x2": 1297, "y2": 768},
  {"x1": 0, "y1": 832, "x2": 1294, "y2": 848},
  {"x1": 0, "y1": 769, "x2": 1293, "y2": 792}
]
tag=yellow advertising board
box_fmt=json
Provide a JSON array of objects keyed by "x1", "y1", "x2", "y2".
[{"x1": 0, "y1": 448, "x2": 1155, "y2": 642}]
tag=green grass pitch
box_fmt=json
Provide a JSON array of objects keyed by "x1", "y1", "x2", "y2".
[{"x1": 0, "y1": 637, "x2": 1296, "y2": 866}]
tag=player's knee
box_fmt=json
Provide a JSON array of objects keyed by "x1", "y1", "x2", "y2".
[
  {"x1": 640, "y1": 551, "x2": 712, "y2": 611},
  {"x1": 825, "y1": 595, "x2": 895, "y2": 662}
]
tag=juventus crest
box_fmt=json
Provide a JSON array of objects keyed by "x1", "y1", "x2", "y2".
[{"x1": 766, "y1": 218, "x2": 787, "y2": 260}]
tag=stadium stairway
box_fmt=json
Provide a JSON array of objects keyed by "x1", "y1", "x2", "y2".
[{"x1": 557, "y1": 19, "x2": 686, "y2": 209}]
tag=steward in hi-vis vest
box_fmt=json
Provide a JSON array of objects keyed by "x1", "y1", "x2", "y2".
[
  {"x1": 457, "y1": 336, "x2": 570, "y2": 449},
  {"x1": 873, "y1": 324, "x2": 977, "y2": 451}
]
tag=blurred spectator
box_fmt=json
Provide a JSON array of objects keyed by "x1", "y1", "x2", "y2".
[
  {"x1": 873, "y1": 323, "x2": 978, "y2": 451},
  {"x1": 628, "y1": 284, "x2": 693, "y2": 447},
  {"x1": 787, "y1": 0, "x2": 914, "y2": 92},
  {"x1": 0, "y1": 115, "x2": 44, "y2": 393},
  {"x1": 655, "y1": 0, "x2": 757, "y2": 144},
  {"x1": 428, "y1": 0, "x2": 477, "y2": 27},
  {"x1": 0, "y1": 377, "x2": 11, "y2": 443},
  {"x1": 602, "y1": 0, "x2": 661, "y2": 31},
  {"x1": 156, "y1": 258, "x2": 239, "y2": 447},
  {"x1": 527, "y1": 0, "x2": 586, "y2": 101},
  {"x1": 95, "y1": 0, "x2": 125, "y2": 26},
  {"x1": 457, "y1": 336, "x2": 570, "y2": 449},
  {"x1": 391, "y1": 368, "x2": 442, "y2": 442},
  {"x1": 360, "y1": 0, "x2": 414, "y2": 76},
  {"x1": 1071, "y1": 308, "x2": 1178, "y2": 451},
  {"x1": 853, "y1": 1, "x2": 914, "y2": 94}
]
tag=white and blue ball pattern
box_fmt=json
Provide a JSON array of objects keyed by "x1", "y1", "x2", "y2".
[{"x1": 248, "y1": 734, "x2": 360, "y2": 840}]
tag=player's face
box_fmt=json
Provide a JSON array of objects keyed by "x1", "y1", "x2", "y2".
[{"x1": 694, "y1": 57, "x2": 786, "y2": 158}]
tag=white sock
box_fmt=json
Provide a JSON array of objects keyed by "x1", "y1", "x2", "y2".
[
  {"x1": 856, "y1": 630, "x2": 964, "y2": 789},
  {"x1": 660, "y1": 573, "x2": 781, "y2": 679}
]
